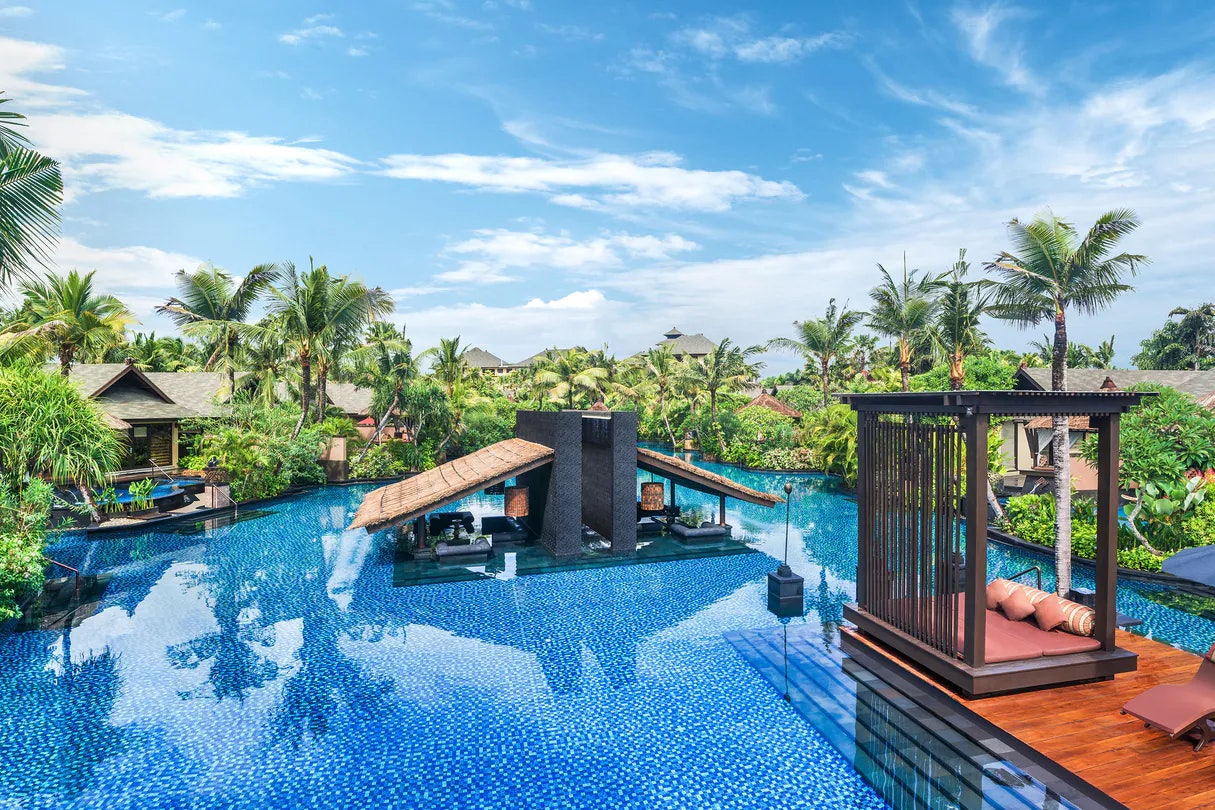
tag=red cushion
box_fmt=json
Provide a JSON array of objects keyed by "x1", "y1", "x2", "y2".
[
  {"x1": 983, "y1": 622, "x2": 1045, "y2": 663},
  {"x1": 999, "y1": 588, "x2": 1036, "y2": 622},
  {"x1": 1034, "y1": 595, "x2": 1068, "y2": 632}
]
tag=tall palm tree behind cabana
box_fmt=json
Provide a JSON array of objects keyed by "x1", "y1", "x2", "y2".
[
  {"x1": 769, "y1": 297, "x2": 865, "y2": 407},
  {"x1": 985, "y1": 208, "x2": 1147, "y2": 596},
  {"x1": 932, "y1": 249, "x2": 991, "y2": 390},
  {"x1": 866, "y1": 257, "x2": 941, "y2": 391},
  {"x1": 157, "y1": 263, "x2": 280, "y2": 396}
]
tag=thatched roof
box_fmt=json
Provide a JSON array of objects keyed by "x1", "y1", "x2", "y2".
[
  {"x1": 739, "y1": 391, "x2": 801, "y2": 419},
  {"x1": 348, "y1": 438, "x2": 555, "y2": 532},
  {"x1": 636, "y1": 447, "x2": 783, "y2": 507}
]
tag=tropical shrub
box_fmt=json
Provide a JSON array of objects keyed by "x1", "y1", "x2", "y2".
[
  {"x1": 910, "y1": 354, "x2": 1018, "y2": 392},
  {"x1": 459, "y1": 405, "x2": 514, "y2": 454},
  {"x1": 0, "y1": 479, "x2": 52, "y2": 620},
  {"x1": 127, "y1": 478, "x2": 156, "y2": 511},
  {"x1": 803, "y1": 404, "x2": 858, "y2": 485},
  {"x1": 1183, "y1": 498, "x2": 1215, "y2": 546},
  {"x1": 774, "y1": 385, "x2": 820, "y2": 416},
  {"x1": 1003, "y1": 494, "x2": 1163, "y2": 572},
  {"x1": 319, "y1": 416, "x2": 361, "y2": 439},
  {"x1": 349, "y1": 444, "x2": 401, "y2": 479},
  {"x1": 722, "y1": 408, "x2": 797, "y2": 467},
  {"x1": 759, "y1": 447, "x2": 818, "y2": 471}
]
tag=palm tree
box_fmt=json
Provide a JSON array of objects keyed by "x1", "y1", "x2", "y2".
[
  {"x1": 985, "y1": 208, "x2": 1147, "y2": 596},
  {"x1": 350, "y1": 322, "x2": 418, "y2": 461},
  {"x1": 13, "y1": 270, "x2": 133, "y2": 374},
  {"x1": 932, "y1": 250, "x2": 991, "y2": 390},
  {"x1": 1167, "y1": 304, "x2": 1215, "y2": 370},
  {"x1": 236, "y1": 319, "x2": 292, "y2": 410},
  {"x1": 269, "y1": 260, "x2": 393, "y2": 437},
  {"x1": 532, "y1": 348, "x2": 608, "y2": 409},
  {"x1": 867, "y1": 257, "x2": 942, "y2": 391},
  {"x1": 157, "y1": 263, "x2": 279, "y2": 396},
  {"x1": 681, "y1": 337, "x2": 763, "y2": 425},
  {"x1": 0, "y1": 93, "x2": 63, "y2": 290},
  {"x1": 769, "y1": 298, "x2": 865, "y2": 406},
  {"x1": 639, "y1": 344, "x2": 683, "y2": 447},
  {"x1": 421, "y1": 337, "x2": 474, "y2": 398}
]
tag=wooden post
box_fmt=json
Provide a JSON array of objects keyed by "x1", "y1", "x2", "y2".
[
  {"x1": 1094, "y1": 414, "x2": 1119, "y2": 651},
  {"x1": 670, "y1": 482, "x2": 676, "y2": 510},
  {"x1": 856, "y1": 411, "x2": 870, "y2": 606},
  {"x1": 719, "y1": 494, "x2": 727, "y2": 526},
  {"x1": 962, "y1": 412, "x2": 988, "y2": 668}
]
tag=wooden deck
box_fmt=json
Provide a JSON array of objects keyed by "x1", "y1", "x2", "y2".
[{"x1": 845, "y1": 628, "x2": 1215, "y2": 810}]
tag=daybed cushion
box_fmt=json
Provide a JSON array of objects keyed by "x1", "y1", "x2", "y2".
[
  {"x1": 434, "y1": 538, "x2": 492, "y2": 559},
  {"x1": 999, "y1": 588, "x2": 1036, "y2": 622},
  {"x1": 992, "y1": 610, "x2": 1100, "y2": 656},
  {"x1": 669, "y1": 522, "x2": 731, "y2": 542},
  {"x1": 988, "y1": 578, "x2": 1096, "y2": 637},
  {"x1": 1033, "y1": 595, "x2": 1069, "y2": 632}
]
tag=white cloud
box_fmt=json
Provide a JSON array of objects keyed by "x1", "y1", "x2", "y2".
[
  {"x1": 951, "y1": 4, "x2": 1036, "y2": 92},
  {"x1": 0, "y1": 5, "x2": 33, "y2": 17},
  {"x1": 410, "y1": 1, "x2": 493, "y2": 31},
  {"x1": 203, "y1": 19, "x2": 221, "y2": 31},
  {"x1": 536, "y1": 23, "x2": 603, "y2": 42},
  {"x1": 157, "y1": 9, "x2": 186, "y2": 23},
  {"x1": 379, "y1": 151, "x2": 802, "y2": 211},
  {"x1": 0, "y1": 37, "x2": 86, "y2": 107},
  {"x1": 35, "y1": 111, "x2": 360, "y2": 197},
  {"x1": 672, "y1": 18, "x2": 847, "y2": 64},
  {"x1": 436, "y1": 228, "x2": 699, "y2": 283},
  {"x1": 347, "y1": 47, "x2": 368, "y2": 57},
  {"x1": 279, "y1": 15, "x2": 343, "y2": 45},
  {"x1": 51, "y1": 237, "x2": 200, "y2": 292}
]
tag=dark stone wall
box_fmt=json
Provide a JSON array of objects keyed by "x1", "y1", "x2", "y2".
[
  {"x1": 515, "y1": 411, "x2": 582, "y2": 557},
  {"x1": 580, "y1": 411, "x2": 638, "y2": 553}
]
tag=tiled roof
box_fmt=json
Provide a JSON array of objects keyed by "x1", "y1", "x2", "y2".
[
  {"x1": 1024, "y1": 415, "x2": 1095, "y2": 431},
  {"x1": 1017, "y1": 368, "x2": 1215, "y2": 399},
  {"x1": 465, "y1": 347, "x2": 507, "y2": 369},
  {"x1": 739, "y1": 391, "x2": 801, "y2": 418},
  {"x1": 325, "y1": 382, "x2": 373, "y2": 416},
  {"x1": 658, "y1": 332, "x2": 715, "y2": 357}
]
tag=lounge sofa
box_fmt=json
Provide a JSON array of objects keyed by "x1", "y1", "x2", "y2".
[
  {"x1": 481, "y1": 515, "x2": 530, "y2": 544},
  {"x1": 434, "y1": 537, "x2": 492, "y2": 561},
  {"x1": 669, "y1": 521, "x2": 732, "y2": 543},
  {"x1": 429, "y1": 511, "x2": 475, "y2": 537},
  {"x1": 1122, "y1": 644, "x2": 1215, "y2": 751}
]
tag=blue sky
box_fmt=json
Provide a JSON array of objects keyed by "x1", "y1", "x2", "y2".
[{"x1": 2, "y1": 1, "x2": 1214, "y2": 371}]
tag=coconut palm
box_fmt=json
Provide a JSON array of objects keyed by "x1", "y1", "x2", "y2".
[
  {"x1": 1165, "y1": 304, "x2": 1215, "y2": 370},
  {"x1": 985, "y1": 208, "x2": 1147, "y2": 596},
  {"x1": 350, "y1": 322, "x2": 418, "y2": 461},
  {"x1": 157, "y1": 263, "x2": 279, "y2": 397},
  {"x1": 268, "y1": 260, "x2": 393, "y2": 437},
  {"x1": 639, "y1": 344, "x2": 683, "y2": 447},
  {"x1": 12, "y1": 270, "x2": 133, "y2": 374},
  {"x1": 421, "y1": 337, "x2": 474, "y2": 398},
  {"x1": 532, "y1": 348, "x2": 608, "y2": 410},
  {"x1": 680, "y1": 337, "x2": 763, "y2": 425},
  {"x1": 236, "y1": 319, "x2": 292, "y2": 410},
  {"x1": 867, "y1": 258, "x2": 942, "y2": 391},
  {"x1": 769, "y1": 298, "x2": 865, "y2": 407},
  {"x1": 0, "y1": 93, "x2": 63, "y2": 290},
  {"x1": 932, "y1": 250, "x2": 991, "y2": 390}
]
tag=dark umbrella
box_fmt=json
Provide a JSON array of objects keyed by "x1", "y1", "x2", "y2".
[{"x1": 1163, "y1": 546, "x2": 1215, "y2": 588}]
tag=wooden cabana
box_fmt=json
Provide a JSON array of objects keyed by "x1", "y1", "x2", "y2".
[
  {"x1": 347, "y1": 438, "x2": 555, "y2": 533},
  {"x1": 838, "y1": 390, "x2": 1151, "y2": 697},
  {"x1": 636, "y1": 446, "x2": 783, "y2": 525}
]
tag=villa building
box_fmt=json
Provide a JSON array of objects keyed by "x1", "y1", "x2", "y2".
[{"x1": 656, "y1": 326, "x2": 715, "y2": 360}]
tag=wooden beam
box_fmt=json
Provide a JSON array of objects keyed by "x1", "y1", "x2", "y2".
[
  {"x1": 1094, "y1": 413, "x2": 1119, "y2": 652},
  {"x1": 962, "y1": 412, "x2": 988, "y2": 668}
]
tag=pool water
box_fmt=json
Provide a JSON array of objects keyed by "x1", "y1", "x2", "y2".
[{"x1": 2, "y1": 454, "x2": 1212, "y2": 809}]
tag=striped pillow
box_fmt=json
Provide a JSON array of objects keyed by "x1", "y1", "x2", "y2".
[{"x1": 987, "y1": 579, "x2": 1095, "y2": 637}]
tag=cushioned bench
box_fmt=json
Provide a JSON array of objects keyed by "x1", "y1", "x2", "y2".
[
  {"x1": 480, "y1": 515, "x2": 529, "y2": 544},
  {"x1": 972, "y1": 579, "x2": 1101, "y2": 663},
  {"x1": 669, "y1": 521, "x2": 732, "y2": 543},
  {"x1": 434, "y1": 537, "x2": 492, "y2": 561},
  {"x1": 429, "y1": 511, "x2": 475, "y2": 536}
]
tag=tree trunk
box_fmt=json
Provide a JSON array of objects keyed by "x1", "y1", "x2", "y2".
[
  {"x1": 821, "y1": 356, "x2": 830, "y2": 407},
  {"x1": 660, "y1": 391, "x2": 676, "y2": 449},
  {"x1": 1051, "y1": 306, "x2": 1072, "y2": 596},
  {"x1": 948, "y1": 347, "x2": 964, "y2": 391},
  {"x1": 354, "y1": 388, "x2": 400, "y2": 465},
  {"x1": 78, "y1": 482, "x2": 102, "y2": 525},
  {"x1": 226, "y1": 329, "x2": 237, "y2": 399},
  {"x1": 59, "y1": 345, "x2": 73, "y2": 376},
  {"x1": 316, "y1": 362, "x2": 328, "y2": 423},
  {"x1": 898, "y1": 338, "x2": 910, "y2": 391},
  {"x1": 292, "y1": 348, "x2": 312, "y2": 439}
]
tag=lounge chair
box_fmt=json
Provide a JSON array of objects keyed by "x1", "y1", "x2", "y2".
[
  {"x1": 668, "y1": 521, "x2": 731, "y2": 543},
  {"x1": 1121, "y1": 644, "x2": 1215, "y2": 751},
  {"x1": 481, "y1": 515, "x2": 530, "y2": 544}
]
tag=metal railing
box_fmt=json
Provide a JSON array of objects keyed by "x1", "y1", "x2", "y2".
[
  {"x1": 1006, "y1": 565, "x2": 1042, "y2": 592},
  {"x1": 45, "y1": 557, "x2": 81, "y2": 601}
]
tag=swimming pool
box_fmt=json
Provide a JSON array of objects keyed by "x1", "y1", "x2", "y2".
[{"x1": 1, "y1": 456, "x2": 1210, "y2": 809}]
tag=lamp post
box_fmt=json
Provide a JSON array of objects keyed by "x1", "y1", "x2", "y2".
[
  {"x1": 767, "y1": 481, "x2": 804, "y2": 616},
  {"x1": 780, "y1": 481, "x2": 793, "y2": 575}
]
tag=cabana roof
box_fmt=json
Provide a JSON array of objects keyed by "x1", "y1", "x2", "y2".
[
  {"x1": 348, "y1": 438, "x2": 555, "y2": 532},
  {"x1": 739, "y1": 391, "x2": 801, "y2": 419},
  {"x1": 636, "y1": 447, "x2": 783, "y2": 507}
]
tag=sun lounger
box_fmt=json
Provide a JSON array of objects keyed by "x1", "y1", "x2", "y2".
[{"x1": 1121, "y1": 644, "x2": 1215, "y2": 751}]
